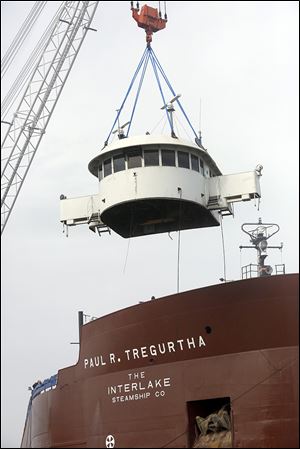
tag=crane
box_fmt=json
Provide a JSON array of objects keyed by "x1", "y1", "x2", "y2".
[{"x1": 1, "y1": 1, "x2": 99, "y2": 235}]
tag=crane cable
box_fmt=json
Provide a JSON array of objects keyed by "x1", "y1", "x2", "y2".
[
  {"x1": 1, "y1": 2, "x2": 63, "y2": 118},
  {"x1": 1, "y1": 1, "x2": 46, "y2": 77},
  {"x1": 1, "y1": 1, "x2": 47, "y2": 79},
  {"x1": 1, "y1": 2, "x2": 65, "y2": 120}
]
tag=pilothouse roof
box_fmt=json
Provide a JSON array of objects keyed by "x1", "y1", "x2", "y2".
[{"x1": 88, "y1": 134, "x2": 222, "y2": 177}]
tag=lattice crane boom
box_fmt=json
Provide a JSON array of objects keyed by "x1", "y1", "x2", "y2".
[{"x1": 1, "y1": 1, "x2": 99, "y2": 234}]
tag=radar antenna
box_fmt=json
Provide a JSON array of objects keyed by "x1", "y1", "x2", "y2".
[
  {"x1": 161, "y1": 94, "x2": 181, "y2": 138},
  {"x1": 239, "y1": 218, "x2": 285, "y2": 278},
  {"x1": 112, "y1": 121, "x2": 130, "y2": 139}
]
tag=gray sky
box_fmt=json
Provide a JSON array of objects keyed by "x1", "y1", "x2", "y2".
[{"x1": 1, "y1": 1, "x2": 299, "y2": 447}]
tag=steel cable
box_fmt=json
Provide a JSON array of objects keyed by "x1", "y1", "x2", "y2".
[
  {"x1": 1, "y1": 2, "x2": 47, "y2": 79},
  {"x1": 1, "y1": 2, "x2": 40, "y2": 73},
  {"x1": 1, "y1": 2, "x2": 64, "y2": 120}
]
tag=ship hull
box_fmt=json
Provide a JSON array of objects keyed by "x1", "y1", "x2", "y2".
[{"x1": 21, "y1": 274, "x2": 299, "y2": 448}]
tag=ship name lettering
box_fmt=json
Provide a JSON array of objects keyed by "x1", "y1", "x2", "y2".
[
  {"x1": 124, "y1": 336, "x2": 206, "y2": 361},
  {"x1": 84, "y1": 355, "x2": 107, "y2": 368},
  {"x1": 177, "y1": 339, "x2": 184, "y2": 350},
  {"x1": 187, "y1": 337, "x2": 196, "y2": 349},
  {"x1": 83, "y1": 336, "x2": 206, "y2": 369}
]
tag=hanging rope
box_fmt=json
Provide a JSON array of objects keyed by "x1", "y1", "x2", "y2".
[
  {"x1": 123, "y1": 190, "x2": 137, "y2": 273},
  {"x1": 220, "y1": 214, "x2": 227, "y2": 281},
  {"x1": 123, "y1": 238, "x2": 131, "y2": 274},
  {"x1": 177, "y1": 187, "x2": 183, "y2": 293},
  {"x1": 177, "y1": 229, "x2": 181, "y2": 293}
]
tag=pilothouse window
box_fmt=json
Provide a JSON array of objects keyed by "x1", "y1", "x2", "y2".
[
  {"x1": 200, "y1": 159, "x2": 204, "y2": 175},
  {"x1": 103, "y1": 158, "x2": 112, "y2": 177},
  {"x1": 113, "y1": 154, "x2": 125, "y2": 173},
  {"x1": 127, "y1": 147, "x2": 142, "y2": 169},
  {"x1": 178, "y1": 151, "x2": 190, "y2": 169},
  {"x1": 161, "y1": 149, "x2": 176, "y2": 166},
  {"x1": 98, "y1": 163, "x2": 103, "y2": 180},
  {"x1": 191, "y1": 154, "x2": 199, "y2": 172},
  {"x1": 144, "y1": 149, "x2": 159, "y2": 166}
]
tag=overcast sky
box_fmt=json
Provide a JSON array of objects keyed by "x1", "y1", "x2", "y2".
[{"x1": 1, "y1": 1, "x2": 299, "y2": 447}]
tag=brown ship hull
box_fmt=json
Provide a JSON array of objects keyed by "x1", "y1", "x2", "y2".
[{"x1": 21, "y1": 274, "x2": 299, "y2": 448}]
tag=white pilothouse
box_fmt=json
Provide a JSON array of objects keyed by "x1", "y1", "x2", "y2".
[
  {"x1": 59, "y1": 4, "x2": 263, "y2": 239},
  {"x1": 60, "y1": 134, "x2": 262, "y2": 238}
]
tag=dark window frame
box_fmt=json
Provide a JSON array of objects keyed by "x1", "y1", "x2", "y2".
[
  {"x1": 191, "y1": 154, "x2": 199, "y2": 172},
  {"x1": 200, "y1": 159, "x2": 204, "y2": 175},
  {"x1": 144, "y1": 149, "x2": 159, "y2": 167},
  {"x1": 113, "y1": 153, "x2": 126, "y2": 173},
  {"x1": 103, "y1": 158, "x2": 112, "y2": 177},
  {"x1": 98, "y1": 163, "x2": 103, "y2": 180},
  {"x1": 178, "y1": 151, "x2": 190, "y2": 169},
  {"x1": 161, "y1": 149, "x2": 176, "y2": 167},
  {"x1": 127, "y1": 147, "x2": 142, "y2": 169}
]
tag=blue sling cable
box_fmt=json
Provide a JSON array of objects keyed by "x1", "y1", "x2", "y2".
[
  {"x1": 126, "y1": 48, "x2": 151, "y2": 137},
  {"x1": 104, "y1": 47, "x2": 148, "y2": 146},
  {"x1": 150, "y1": 48, "x2": 198, "y2": 139},
  {"x1": 105, "y1": 46, "x2": 199, "y2": 144},
  {"x1": 148, "y1": 47, "x2": 172, "y2": 132}
]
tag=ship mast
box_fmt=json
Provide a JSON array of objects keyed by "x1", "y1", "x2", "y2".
[{"x1": 240, "y1": 218, "x2": 285, "y2": 278}]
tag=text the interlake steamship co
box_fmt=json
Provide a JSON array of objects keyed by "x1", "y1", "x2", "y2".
[{"x1": 107, "y1": 371, "x2": 171, "y2": 403}]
